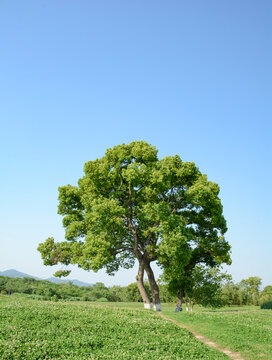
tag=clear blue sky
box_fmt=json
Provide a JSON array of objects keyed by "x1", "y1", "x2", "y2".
[{"x1": 0, "y1": 0, "x2": 271, "y2": 287}]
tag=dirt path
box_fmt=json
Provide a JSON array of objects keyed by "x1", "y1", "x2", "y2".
[{"x1": 158, "y1": 312, "x2": 246, "y2": 360}]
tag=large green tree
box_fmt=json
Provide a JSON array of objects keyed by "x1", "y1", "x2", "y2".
[
  {"x1": 38, "y1": 141, "x2": 230, "y2": 311},
  {"x1": 39, "y1": 141, "x2": 162, "y2": 309}
]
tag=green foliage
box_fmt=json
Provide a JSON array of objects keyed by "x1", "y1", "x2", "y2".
[
  {"x1": 185, "y1": 266, "x2": 231, "y2": 308},
  {"x1": 2, "y1": 275, "x2": 270, "y2": 307},
  {"x1": 260, "y1": 286, "x2": 272, "y2": 305},
  {"x1": 38, "y1": 141, "x2": 162, "y2": 274},
  {"x1": 261, "y1": 301, "x2": 272, "y2": 309},
  {"x1": 157, "y1": 282, "x2": 176, "y2": 303},
  {"x1": 0, "y1": 276, "x2": 111, "y2": 302},
  {"x1": 54, "y1": 270, "x2": 71, "y2": 278},
  {"x1": 221, "y1": 276, "x2": 267, "y2": 306},
  {"x1": 162, "y1": 265, "x2": 231, "y2": 308},
  {"x1": 157, "y1": 159, "x2": 231, "y2": 301},
  {"x1": 0, "y1": 295, "x2": 228, "y2": 359},
  {"x1": 96, "y1": 297, "x2": 108, "y2": 302},
  {"x1": 125, "y1": 281, "x2": 152, "y2": 302},
  {"x1": 240, "y1": 276, "x2": 262, "y2": 292},
  {"x1": 0, "y1": 276, "x2": 174, "y2": 303}
]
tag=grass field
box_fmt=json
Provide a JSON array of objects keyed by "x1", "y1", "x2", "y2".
[
  {"x1": 1, "y1": 295, "x2": 272, "y2": 359},
  {"x1": 0, "y1": 295, "x2": 228, "y2": 360},
  {"x1": 162, "y1": 304, "x2": 272, "y2": 360},
  {"x1": 102, "y1": 301, "x2": 272, "y2": 359}
]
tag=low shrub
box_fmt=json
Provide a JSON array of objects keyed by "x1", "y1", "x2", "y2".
[
  {"x1": 260, "y1": 301, "x2": 272, "y2": 309},
  {"x1": 51, "y1": 295, "x2": 59, "y2": 302},
  {"x1": 96, "y1": 297, "x2": 108, "y2": 302}
]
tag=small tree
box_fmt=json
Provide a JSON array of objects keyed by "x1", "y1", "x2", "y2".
[
  {"x1": 161, "y1": 265, "x2": 231, "y2": 311},
  {"x1": 240, "y1": 277, "x2": 262, "y2": 293},
  {"x1": 186, "y1": 266, "x2": 231, "y2": 310},
  {"x1": 239, "y1": 277, "x2": 262, "y2": 306},
  {"x1": 260, "y1": 286, "x2": 272, "y2": 305}
]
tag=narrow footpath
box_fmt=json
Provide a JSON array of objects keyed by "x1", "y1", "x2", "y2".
[{"x1": 158, "y1": 312, "x2": 246, "y2": 360}]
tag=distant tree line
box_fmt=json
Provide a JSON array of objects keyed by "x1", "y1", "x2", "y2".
[
  {"x1": 1, "y1": 275, "x2": 271, "y2": 307},
  {"x1": 0, "y1": 276, "x2": 173, "y2": 303},
  {"x1": 221, "y1": 277, "x2": 272, "y2": 306}
]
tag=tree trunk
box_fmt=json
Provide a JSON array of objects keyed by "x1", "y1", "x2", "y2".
[
  {"x1": 136, "y1": 260, "x2": 151, "y2": 309},
  {"x1": 144, "y1": 261, "x2": 161, "y2": 311},
  {"x1": 175, "y1": 288, "x2": 184, "y2": 312}
]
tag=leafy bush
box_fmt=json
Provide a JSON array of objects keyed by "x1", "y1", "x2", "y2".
[
  {"x1": 51, "y1": 294, "x2": 59, "y2": 302},
  {"x1": 96, "y1": 297, "x2": 108, "y2": 302},
  {"x1": 261, "y1": 301, "x2": 272, "y2": 309}
]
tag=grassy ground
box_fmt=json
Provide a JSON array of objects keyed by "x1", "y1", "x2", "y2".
[
  {"x1": 94, "y1": 301, "x2": 272, "y2": 359},
  {"x1": 162, "y1": 304, "x2": 272, "y2": 360},
  {"x1": 0, "y1": 295, "x2": 228, "y2": 360},
  {"x1": 2, "y1": 295, "x2": 271, "y2": 359}
]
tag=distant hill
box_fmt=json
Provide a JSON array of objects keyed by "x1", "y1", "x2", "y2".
[
  {"x1": 0, "y1": 269, "x2": 41, "y2": 280},
  {"x1": 0, "y1": 269, "x2": 93, "y2": 287},
  {"x1": 45, "y1": 277, "x2": 92, "y2": 287}
]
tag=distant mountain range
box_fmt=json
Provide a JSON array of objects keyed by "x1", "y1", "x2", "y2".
[{"x1": 0, "y1": 269, "x2": 93, "y2": 287}]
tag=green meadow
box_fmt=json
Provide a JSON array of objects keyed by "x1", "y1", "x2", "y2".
[
  {"x1": 0, "y1": 295, "x2": 228, "y2": 360},
  {"x1": 1, "y1": 295, "x2": 272, "y2": 359},
  {"x1": 98, "y1": 302, "x2": 272, "y2": 359}
]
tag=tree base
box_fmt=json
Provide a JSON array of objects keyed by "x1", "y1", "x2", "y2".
[
  {"x1": 144, "y1": 303, "x2": 152, "y2": 309},
  {"x1": 175, "y1": 305, "x2": 182, "y2": 312},
  {"x1": 153, "y1": 303, "x2": 162, "y2": 311}
]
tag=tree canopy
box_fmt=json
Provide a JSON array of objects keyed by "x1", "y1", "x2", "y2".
[{"x1": 38, "y1": 141, "x2": 231, "y2": 310}]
